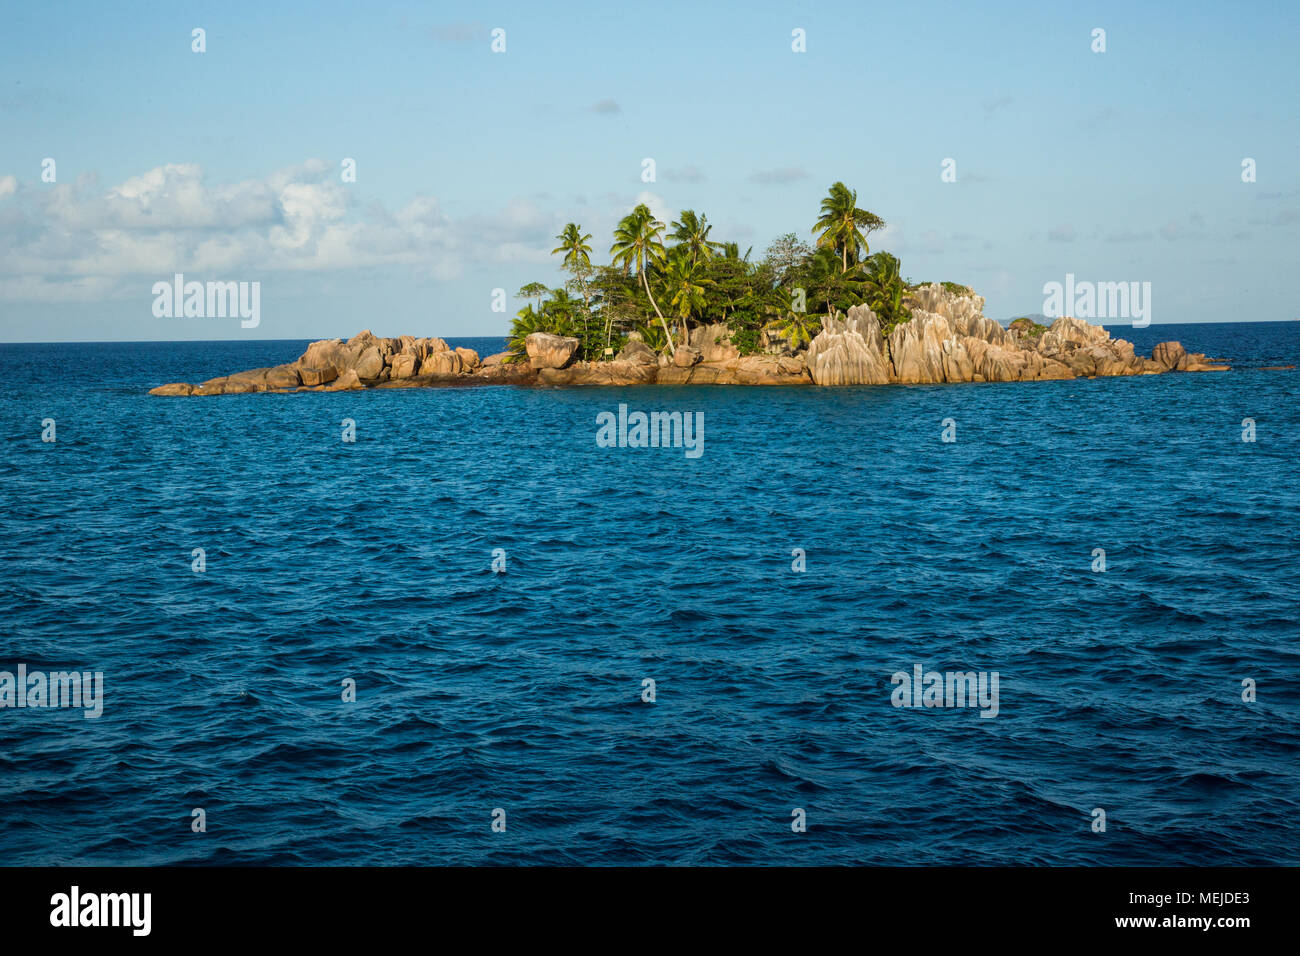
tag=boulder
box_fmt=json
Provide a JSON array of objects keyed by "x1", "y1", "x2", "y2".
[
  {"x1": 526, "y1": 332, "x2": 580, "y2": 369},
  {"x1": 388, "y1": 353, "x2": 418, "y2": 379},
  {"x1": 455, "y1": 347, "x2": 480, "y2": 369},
  {"x1": 354, "y1": 346, "x2": 384, "y2": 379},
  {"x1": 419, "y1": 350, "x2": 464, "y2": 376},
  {"x1": 298, "y1": 365, "x2": 338, "y2": 387},
  {"x1": 673, "y1": 346, "x2": 703, "y2": 368},
  {"x1": 615, "y1": 338, "x2": 658, "y2": 366},
  {"x1": 148, "y1": 382, "x2": 195, "y2": 396},
  {"x1": 481, "y1": 351, "x2": 513, "y2": 367},
  {"x1": 326, "y1": 369, "x2": 362, "y2": 391},
  {"x1": 347, "y1": 330, "x2": 380, "y2": 352},
  {"x1": 1152, "y1": 341, "x2": 1187, "y2": 371},
  {"x1": 414, "y1": 337, "x2": 450, "y2": 358},
  {"x1": 297, "y1": 339, "x2": 351, "y2": 380},
  {"x1": 265, "y1": 364, "x2": 301, "y2": 388},
  {"x1": 226, "y1": 368, "x2": 275, "y2": 391},
  {"x1": 688, "y1": 323, "x2": 740, "y2": 363}
]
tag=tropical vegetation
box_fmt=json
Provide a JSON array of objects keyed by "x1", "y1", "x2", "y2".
[{"x1": 508, "y1": 182, "x2": 968, "y2": 361}]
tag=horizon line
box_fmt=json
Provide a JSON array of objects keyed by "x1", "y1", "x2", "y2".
[{"x1": 2, "y1": 318, "x2": 1296, "y2": 347}]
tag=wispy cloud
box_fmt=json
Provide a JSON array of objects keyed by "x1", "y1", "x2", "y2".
[
  {"x1": 663, "y1": 165, "x2": 706, "y2": 183},
  {"x1": 749, "y1": 167, "x2": 808, "y2": 185},
  {"x1": 1104, "y1": 229, "x2": 1153, "y2": 243},
  {"x1": 590, "y1": 99, "x2": 620, "y2": 114},
  {"x1": 430, "y1": 22, "x2": 484, "y2": 45},
  {"x1": 0, "y1": 160, "x2": 560, "y2": 301}
]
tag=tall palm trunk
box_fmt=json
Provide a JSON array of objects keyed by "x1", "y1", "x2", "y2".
[{"x1": 641, "y1": 267, "x2": 675, "y2": 354}]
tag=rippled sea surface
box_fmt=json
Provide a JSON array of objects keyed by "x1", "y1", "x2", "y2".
[{"x1": 1, "y1": 322, "x2": 1298, "y2": 865}]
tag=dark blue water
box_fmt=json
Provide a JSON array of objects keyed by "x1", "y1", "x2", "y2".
[{"x1": 1, "y1": 323, "x2": 1298, "y2": 865}]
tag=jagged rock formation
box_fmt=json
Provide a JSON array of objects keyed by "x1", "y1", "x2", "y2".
[
  {"x1": 805, "y1": 307, "x2": 891, "y2": 385},
  {"x1": 149, "y1": 287, "x2": 1229, "y2": 396},
  {"x1": 804, "y1": 283, "x2": 1227, "y2": 386}
]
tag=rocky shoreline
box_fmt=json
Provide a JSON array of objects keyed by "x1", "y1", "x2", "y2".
[{"x1": 149, "y1": 283, "x2": 1228, "y2": 396}]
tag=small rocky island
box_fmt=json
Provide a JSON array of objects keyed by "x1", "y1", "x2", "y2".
[{"x1": 150, "y1": 283, "x2": 1227, "y2": 396}]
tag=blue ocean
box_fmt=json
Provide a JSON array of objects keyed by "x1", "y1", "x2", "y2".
[{"x1": 1, "y1": 322, "x2": 1297, "y2": 865}]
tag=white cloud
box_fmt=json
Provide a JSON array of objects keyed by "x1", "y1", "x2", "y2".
[
  {"x1": 749, "y1": 167, "x2": 808, "y2": 185},
  {"x1": 0, "y1": 160, "x2": 562, "y2": 301}
]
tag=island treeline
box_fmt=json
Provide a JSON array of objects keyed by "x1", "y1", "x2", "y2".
[{"x1": 509, "y1": 182, "x2": 969, "y2": 360}]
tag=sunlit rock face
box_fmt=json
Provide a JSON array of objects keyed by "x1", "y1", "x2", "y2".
[
  {"x1": 805, "y1": 305, "x2": 891, "y2": 385},
  {"x1": 689, "y1": 322, "x2": 741, "y2": 363},
  {"x1": 888, "y1": 309, "x2": 957, "y2": 384},
  {"x1": 525, "y1": 332, "x2": 579, "y2": 370},
  {"x1": 802, "y1": 283, "x2": 1174, "y2": 386},
  {"x1": 147, "y1": 301, "x2": 1229, "y2": 396}
]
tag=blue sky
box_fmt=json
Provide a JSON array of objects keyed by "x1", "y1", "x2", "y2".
[{"x1": 1, "y1": 0, "x2": 1297, "y2": 341}]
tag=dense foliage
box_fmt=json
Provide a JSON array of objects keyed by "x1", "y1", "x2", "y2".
[{"x1": 507, "y1": 182, "x2": 971, "y2": 360}]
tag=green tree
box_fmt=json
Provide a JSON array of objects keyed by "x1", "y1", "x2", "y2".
[
  {"x1": 516, "y1": 281, "x2": 549, "y2": 315},
  {"x1": 552, "y1": 223, "x2": 593, "y2": 272},
  {"x1": 590, "y1": 265, "x2": 642, "y2": 351},
  {"x1": 610, "y1": 204, "x2": 675, "y2": 354},
  {"x1": 720, "y1": 241, "x2": 752, "y2": 262},
  {"x1": 662, "y1": 250, "x2": 710, "y2": 346},
  {"x1": 507, "y1": 303, "x2": 545, "y2": 355},
  {"x1": 862, "y1": 251, "x2": 911, "y2": 334},
  {"x1": 763, "y1": 232, "x2": 811, "y2": 287},
  {"x1": 802, "y1": 245, "x2": 864, "y2": 316},
  {"x1": 551, "y1": 223, "x2": 601, "y2": 348},
  {"x1": 812, "y1": 182, "x2": 885, "y2": 273},
  {"x1": 763, "y1": 288, "x2": 821, "y2": 350},
  {"x1": 542, "y1": 287, "x2": 582, "y2": 334},
  {"x1": 669, "y1": 210, "x2": 723, "y2": 265}
]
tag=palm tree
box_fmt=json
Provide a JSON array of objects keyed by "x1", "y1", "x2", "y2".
[
  {"x1": 804, "y1": 245, "x2": 863, "y2": 315},
  {"x1": 662, "y1": 251, "x2": 710, "y2": 346},
  {"x1": 543, "y1": 287, "x2": 585, "y2": 341},
  {"x1": 507, "y1": 303, "x2": 546, "y2": 355},
  {"x1": 635, "y1": 320, "x2": 668, "y2": 352},
  {"x1": 862, "y1": 251, "x2": 911, "y2": 333},
  {"x1": 812, "y1": 182, "x2": 885, "y2": 273},
  {"x1": 610, "y1": 204, "x2": 675, "y2": 354},
  {"x1": 763, "y1": 288, "x2": 820, "y2": 350},
  {"x1": 552, "y1": 223, "x2": 593, "y2": 271},
  {"x1": 670, "y1": 210, "x2": 723, "y2": 265},
  {"x1": 721, "y1": 241, "x2": 752, "y2": 262},
  {"x1": 551, "y1": 224, "x2": 597, "y2": 347}
]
